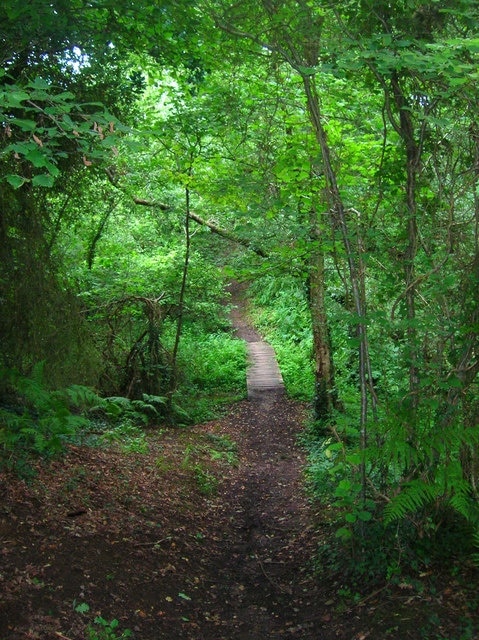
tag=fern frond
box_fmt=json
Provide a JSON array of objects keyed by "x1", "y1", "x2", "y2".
[
  {"x1": 449, "y1": 491, "x2": 474, "y2": 522},
  {"x1": 384, "y1": 479, "x2": 437, "y2": 525},
  {"x1": 104, "y1": 396, "x2": 132, "y2": 408},
  {"x1": 64, "y1": 385, "x2": 101, "y2": 409}
]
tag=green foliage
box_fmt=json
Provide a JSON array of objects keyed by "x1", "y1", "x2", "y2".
[
  {"x1": 181, "y1": 432, "x2": 238, "y2": 496},
  {"x1": 74, "y1": 601, "x2": 91, "y2": 614},
  {"x1": 87, "y1": 617, "x2": 132, "y2": 640},
  {"x1": 182, "y1": 331, "x2": 247, "y2": 393},
  {"x1": 98, "y1": 421, "x2": 150, "y2": 455},
  {"x1": 192, "y1": 464, "x2": 219, "y2": 496},
  {"x1": 2, "y1": 0, "x2": 479, "y2": 602},
  {"x1": 0, "y1": 364, "x2": 98, "y2": 471},
  {"x1": 74, "y1": 599, "x2": 132, "y2": 639},
  {"x1": 182, "y1": 433, "x2": 238, "y2": 469},
  {"x1": 0, "y1": 75, "x2": 123, "y2": 188},
  {"x1": 173, "y1": 330, "x2": 247, "y2": 422},
  {"x1": 306, "y1": 405, "x2": 479, "y2": 579},
  {"x1": 97, "y1": 394, "x2": 168, "y2": 427},
  {"x1": 206, "y1": 433, "x2": 239, "y2": 467},
  {"x1": 383, "y1": 462, "x2": 479, "y2": 544}
]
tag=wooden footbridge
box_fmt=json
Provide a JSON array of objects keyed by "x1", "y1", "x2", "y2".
[
  {"x1": 227, "y1": 282, "x2": 285, "y2": 400},
  {"x1": 246, "y1": 341, "x2": 285, "y2": 399}
]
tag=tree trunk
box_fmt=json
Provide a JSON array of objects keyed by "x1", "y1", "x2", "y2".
[
  {"x1": 308, "y1": 206, "x2": 340, "y2": 423},
  {"x1": 302, "y1": 74, "x2": 371, "y2": 492},
  {"x1": 390, "y1": 75, "x2": 421, "y2": 416}
]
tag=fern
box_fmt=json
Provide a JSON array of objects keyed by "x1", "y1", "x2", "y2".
[
  {"x1": 95, "y1": 393, "x2": 168, "y2": 426},
  {"x1": 0, "y1": 365, "x2": 97, "y2": 467},
  {"x1": 384, "y1": 469, "x2": 478, "y2": 529},
  {"x1": 64, "y1": 385, "x2": 101, "y2": 410},
  {"x1": 384, "y1": 479, "x2": 437, "y2": 525}
]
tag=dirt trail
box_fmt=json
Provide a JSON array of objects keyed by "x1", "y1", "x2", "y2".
[
  {"x1": 3, "y1": 284, "x2": 465, "y2": 639},
  {"x1": 167, "y1": 281, "x2": 325, "y2": 638},
  {"x1": 0, "y1": 284, "x2": 332, "y2": 640},
  {"x1": 186, "y1": 392, "x2": 321, "y2": 639}
]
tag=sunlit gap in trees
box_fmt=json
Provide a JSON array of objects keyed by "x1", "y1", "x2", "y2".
[
  {"x1": 60, "y1": 46, "x2": 91, "y2": 74},
  {"x1": 61, "y1": 42, "x2": 114, "y2": 74}
]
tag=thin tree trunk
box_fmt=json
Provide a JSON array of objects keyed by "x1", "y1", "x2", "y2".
[
  {"x1": 390, "y1": 76, "x2": 421, "y2": 414},
  {"x1": 302, "y1": 74, "x2": 371, "y2": 495},
  {"x1": 168, "y1": 178, "x2": 192, "y2": 416}
]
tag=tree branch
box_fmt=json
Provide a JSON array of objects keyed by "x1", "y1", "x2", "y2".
[
  {"x1": 188, "y1": 211, "x2": 268, "y2": 257},
  {"x1": 133, "y1": 196, "x2": 170, "y2": 209}
]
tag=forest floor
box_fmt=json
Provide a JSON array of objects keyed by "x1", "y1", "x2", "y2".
[{"x1": 1, "y1": 288, "x2": 479, "y2": 639}]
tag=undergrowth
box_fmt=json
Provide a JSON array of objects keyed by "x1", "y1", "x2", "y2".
[
  {"x1": 180, "y1": 432, "x2": 239, "y2": 495},
  {"x1": 0, "y1": 320, "x2": 247, "y2": 473},
  {"x1": 0, "y1": 363, "x2": 98, "y2": 474},
  {"x1": 173, "y1": 329, "x2": 248, "y2": 422},
  {"x1": 306, "y1": 420, "x2": 479, "y2": 590}
]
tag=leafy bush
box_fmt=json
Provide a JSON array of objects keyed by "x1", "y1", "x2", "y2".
[{"x1": 307, "y1": 419, "x2": 479, "y2": 582}]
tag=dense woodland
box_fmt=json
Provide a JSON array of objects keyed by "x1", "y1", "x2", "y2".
[{"x1": 2, "y1": 0, "x2": 479, "y2": 617}]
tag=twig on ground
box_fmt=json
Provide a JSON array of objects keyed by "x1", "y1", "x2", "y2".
[{"x1": 255, "y1": 554, "x2": 292, "y2": 594}]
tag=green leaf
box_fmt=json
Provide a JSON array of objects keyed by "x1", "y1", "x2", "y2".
[
  {"x1": 6, "y1": 90, "x2": 30, "y2": 105},
  {"x1": 30, "y1": 77, "x2": 51, "y2": 90},
  {"x1": 358, "y1": 510, "x2": 372, "y2": 522},
  {"x1": 11, "y1": 118, "x2": 37, "y2": 131},
  {"x1": 335, "y1": 526, "x2": 352, "y2": 540},
  {"x1": 178, "y1": 592, "x2": 191, "y2": 601},
  {"x1": 6, "y1": 175, "x2": 27, "y2": 189},
  {"x1": 25, "y1": 148, "x2": 48, "y2": 168},
  {"x1": 32, "y1": 174, "x2": 55, "y2": 187}
]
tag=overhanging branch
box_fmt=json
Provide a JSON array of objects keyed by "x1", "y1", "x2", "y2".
[{"x1": 188, "y1": 211, "x2": 268, "y2": 258}]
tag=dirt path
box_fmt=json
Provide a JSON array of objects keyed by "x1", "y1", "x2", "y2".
[
  {"x1": 1, "y1": 285, "x2": 473, "y2": 639},
  {"x1": 186, "y1": 393, "x2": 320, "y2": 639},
  {"x1": 0, "y1": 284, "x2": 334, "y2": 639}
]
